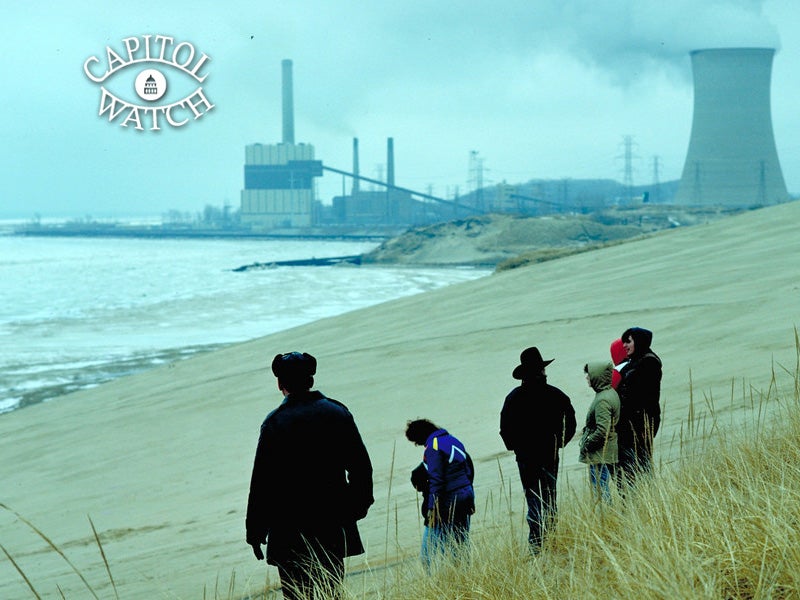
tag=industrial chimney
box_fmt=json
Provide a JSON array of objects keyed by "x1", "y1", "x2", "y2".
[
  {"x1": 386, "y1": 137, "x2": 397, "y2": 220},
  {"x1": 387, "y1": 137, "x2": 395, "y2": 187},
  {"x1": 674, "y1": 48, "x2": 788, "y2": 206},
  {"x1": 281, "y1": 59, "x2": 295, "y2": 144},
  {"x1": 352, "y1": 137, "x2": 360, "y2": 195}
]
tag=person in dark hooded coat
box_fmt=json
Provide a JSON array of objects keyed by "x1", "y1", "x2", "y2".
[
  {"x1": 246, "y1": 351, "x2": 374, "y2": 600},
  {"x1": 617, "y1": 327, "x2": 662, "y2": 484}
]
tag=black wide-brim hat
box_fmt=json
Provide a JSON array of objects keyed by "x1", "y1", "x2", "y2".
[{"x1": 512, "y1": 346, "x2": 554, "y2": 379}]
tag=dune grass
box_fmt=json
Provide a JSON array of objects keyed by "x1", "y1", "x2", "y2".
[
  {"x1": 343, "y1": 335, "x2": 800, "y2": 600},
  {"x1": 228, "y1": 335, "x2": 800, "y2": 599},
  {"x1": 0, "y1": 505, "x2": 119, "y2": 600},
  {"x1": 362, "y1": 332, "x2": 800, "y2": 600},
  {"x1": 5, "y1": 339, "x2": 800, "y2": 599}
]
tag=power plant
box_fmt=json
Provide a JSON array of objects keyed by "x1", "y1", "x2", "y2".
[
  {"x1": 239, "y1": 59, "x2": 473, "y2": 232},
  {"x1": 239, "y1": 59, "x2": 323, "y2": 229},
  {"x1": 675, "y1": 48, "x2": 789, "y2": 207},
  {"x1": 238, "y1": 53, "x2": 792, "y2": 233},
  {"x1": 241, "y1": 55, "x2": 484, "y2": 233}
]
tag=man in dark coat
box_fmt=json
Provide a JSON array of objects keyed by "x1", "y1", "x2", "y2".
[
  {"x1": 246, "y1": 352, "x2": 374, "y2": 600},
  {"x1": 617, "y1": 327, "x2": 662, "y2": 484},
  {"x1": 500, "y1": 347, "x2": 576, "y2": 552}
]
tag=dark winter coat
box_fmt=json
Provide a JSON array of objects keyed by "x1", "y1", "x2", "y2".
[
  {"x1": 245, "y1": 390, "x2": 374, "y2": 566},
  {"x1": 500, "y1": 376, "x2": 577, "y2": 468},
  {"x1": 617, "y1": 328, "x2": 662, "y2": 449}
]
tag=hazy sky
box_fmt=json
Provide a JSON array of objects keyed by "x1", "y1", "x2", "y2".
[{"x1": 2, "y1": 0, "x2": 798, "y2": 218}]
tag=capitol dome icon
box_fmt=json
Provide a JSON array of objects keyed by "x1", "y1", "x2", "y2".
[
  {"x1": 143, "y1": 74, "x2": 157, "y2": 95},
  {"x1": 134, "y1": 69, "x2": 167, "y2": 102}
]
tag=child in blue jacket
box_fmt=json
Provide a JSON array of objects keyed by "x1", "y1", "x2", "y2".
[{"x1": 406, "y1": 419, "x2": 475, "y2": 566}]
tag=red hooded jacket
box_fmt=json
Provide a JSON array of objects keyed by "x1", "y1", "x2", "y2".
[{"x1": 610, "y1": 338, "x2": 628, "y2": 389}]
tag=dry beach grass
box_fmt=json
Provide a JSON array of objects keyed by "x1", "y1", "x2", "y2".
[
  {"x1": 0, "y1": 200, "x2": 799, "y2": 598},
  {"x1": 362, "y1": 206, "x2": 741, "y2": 267},
  {"x1": 375, "y1": 346, "x2": 800, "y2": 600}
]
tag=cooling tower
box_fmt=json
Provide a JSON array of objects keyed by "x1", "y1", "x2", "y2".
[{"x1": 674, "y1": 48, "x2": 788, "y2": 207}]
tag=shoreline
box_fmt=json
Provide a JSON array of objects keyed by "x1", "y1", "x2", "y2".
[
  {"x1": 1, "y1": 342, "x2": 230, "y2": 415},
  {"x1": 11, "y1": 223, "x2": 398, "y2": 242},
  {"x1": 1, "y1": 263, "x2": 493, "y2": 415}
]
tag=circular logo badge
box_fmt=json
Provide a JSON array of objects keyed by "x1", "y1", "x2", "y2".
[{"x1": 134, "y1": 69, "x2": 167, "y2": 102}]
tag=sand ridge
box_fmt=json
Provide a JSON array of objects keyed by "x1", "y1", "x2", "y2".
[{"x1": 1, "y1": 201, "x2": 798, "y2": 598}]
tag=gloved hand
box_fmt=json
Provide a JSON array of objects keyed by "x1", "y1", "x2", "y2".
[{"x1": 250, "y1": 543, "x2": 264, "y2": 561}]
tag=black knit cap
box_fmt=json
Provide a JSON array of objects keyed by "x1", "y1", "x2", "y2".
[{"x1": 271, "y1": 351, "x2": 317, "y2": 379}]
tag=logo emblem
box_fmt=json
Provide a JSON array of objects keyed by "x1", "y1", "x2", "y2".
[
  {"x1": 134, "y1": 69, "x2": 167, "y2": 101},
  {"x1": 83, "y1": 35, "x2": 214, "y2": 131}
]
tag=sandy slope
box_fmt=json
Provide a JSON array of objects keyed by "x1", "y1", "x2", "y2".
[{"x1": 1, "y1": 201, "x2": 798, "y2": 598}]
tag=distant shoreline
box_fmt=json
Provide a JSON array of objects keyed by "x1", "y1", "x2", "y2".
[{"x1": 12, "y1": 223, "x2": 396, "y2": 242}]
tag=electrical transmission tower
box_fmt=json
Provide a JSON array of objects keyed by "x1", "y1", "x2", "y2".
[
  {"x1": 651, "y1": 155, "x2": 661, "y2": 203},
  {"x1": 617, "y1": 135, "x2": 638, "y2": 203},
  {"x1": 468, "y1": 150, "x2": 485, "y2": 212}
]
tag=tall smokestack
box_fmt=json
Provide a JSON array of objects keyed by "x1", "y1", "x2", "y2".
[
  {"x1": 281, "y1": 59, "x2": 295, "y2": 144},
  {"x1": 352, "y1": 137, "x2": 360, "y2": 195},
  {"x1": 675, "y1": 48, "x2": 788, "y2": 206},
  {"x1": 387, "y1": 137, "x2": 395, "y2": 187}
]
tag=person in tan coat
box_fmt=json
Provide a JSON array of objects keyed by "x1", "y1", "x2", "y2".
[{"x1": 579, "y1": 361, "x2": 620, "y2": 502}]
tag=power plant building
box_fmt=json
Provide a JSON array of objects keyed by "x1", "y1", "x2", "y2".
[
  {"x1": 240, "y1": 59, "x2": 322, "y2": 229},
  {"x1": 675, "y1": 48, "x2": 789, "y2": 207},
  {"x1": 240, "y1": 142, "x2": 321, "y2": 228}
]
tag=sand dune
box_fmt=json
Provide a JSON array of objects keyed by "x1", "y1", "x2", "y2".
[{"x1": 1, "y1": 201, "x2": 798, "y2": 598}]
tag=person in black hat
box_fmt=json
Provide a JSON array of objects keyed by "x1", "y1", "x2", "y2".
[
  {"x1": 500, "y1": 347, "x2": 576, "y2": 552},
  {"x1": 246, "y1": 351, "x2": 374, "y2": 600}
]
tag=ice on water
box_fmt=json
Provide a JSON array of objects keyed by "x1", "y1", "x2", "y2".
[{"x1": 0, "y1": 235, "x2": 487, "y2": 414}]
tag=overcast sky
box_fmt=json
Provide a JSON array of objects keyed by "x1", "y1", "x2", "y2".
[{"x1": 2, "y1": 0, "x2": 798, "y2": 219}]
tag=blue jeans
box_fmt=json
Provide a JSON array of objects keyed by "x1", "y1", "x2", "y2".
[
  {"x1": 589, "y1": 463, "x2": 614, "y2": 503},
  {"x1": 420, "y1": 507, "x2": 471, "y2": 569}
]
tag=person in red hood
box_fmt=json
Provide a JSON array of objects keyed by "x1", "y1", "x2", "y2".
[{"x1": 610, "y1": 338, "x2": 629, "y2": 389}]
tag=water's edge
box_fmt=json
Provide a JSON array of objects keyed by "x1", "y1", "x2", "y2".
[{"x1": 3, "y1": 343, "x2": 229, "y2": 415}]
